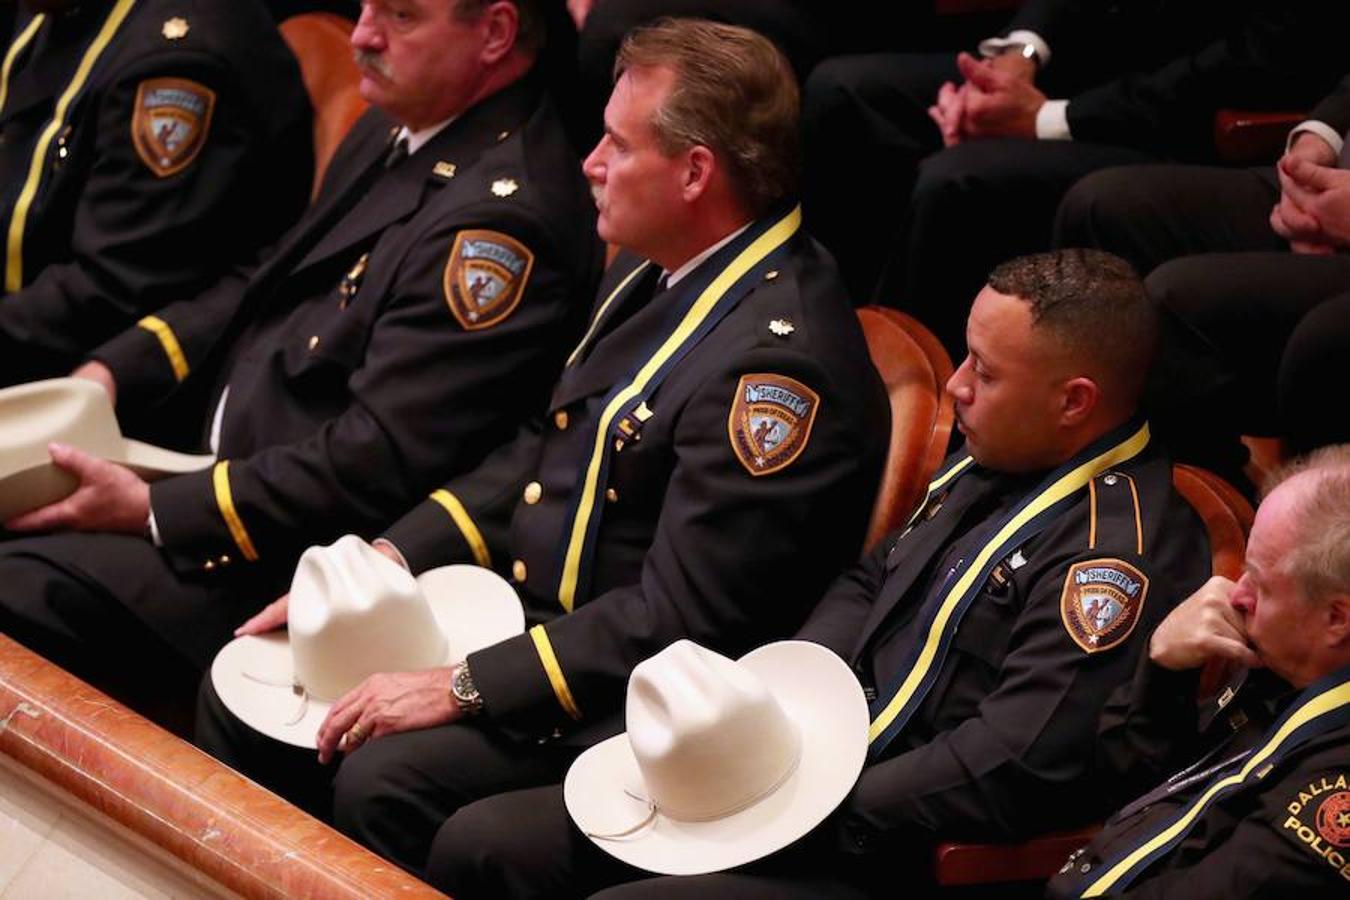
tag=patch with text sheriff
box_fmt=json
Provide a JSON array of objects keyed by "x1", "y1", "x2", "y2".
[
  {"x1": 1059, "y1": 558, "x2": 1148, "y2": 653},
  {"x1": 728, "y1": 374, "x2": 819, "y2": 476},
  {"x1": 443, "y1": 230, "x2": 534, "y2": 330},
  {"x1": 131, "y1": 78, "x2": 215, "y2": 177},
  {"x1": 1281, "y1": 771, "x2": 1350, "y2": 882}
]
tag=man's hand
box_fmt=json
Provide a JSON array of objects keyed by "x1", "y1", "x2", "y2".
[
  {"x1": 1271, "y1": 132, "x2": 1340, "y2": 254},
  {"x1": 236, "y1": 594, "x2": 289, "y2": 636},
  {"x1": 315, "y1": 667, "x2": 460, "y2": 764},
  {"x1": 1279, "y1": 154, "x2": 1350, "y2": 250},
  {"x1": 955, "y1": 51, "x2": 1046, "y2": 140},
  {"x1": 1149, "y1": 576, "x2": 1262, "y2": 671},
  {"x1": 929, "y1": 80, "x2": 971, "y2": 147},
  {"x1": 71, "y1": 360, "x2": 117, "y2": 406},
  {"x1": 5, "y1": 443, "x2": 149, "y2": 534}
]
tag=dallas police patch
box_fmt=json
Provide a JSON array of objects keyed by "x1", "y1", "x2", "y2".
[
  {"x1": 131, "y1": 78, "x2": 215, "y2": 177},
  {"x1": 1280, "y1": 773, "x2": 1350, "y2": 875},
  {"x1": 728, "y1": 374, "x2": 820, "y2": 476},
  {"x1": 1059, "y1": 558, "x2": 1149, "y2": 653},
  {"x1": 442, "y1": 230, "x2": 534, "y2": 330}
]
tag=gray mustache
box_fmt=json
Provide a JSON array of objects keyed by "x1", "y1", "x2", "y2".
[{"x1": 352, "y1": 49, "x2": 393, "y2": 80}]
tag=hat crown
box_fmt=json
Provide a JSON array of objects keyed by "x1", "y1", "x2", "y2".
[
  {"x1": 626, "y1": 640, "x2": 801, "y2": 822},
  {"x1": 289, "y1": 536, "x2": 448, "y2": 701},
  {"x1": 0, "y1": 378, "x2": 122, "y2": 472}
]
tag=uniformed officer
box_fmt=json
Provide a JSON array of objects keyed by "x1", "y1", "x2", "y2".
[
  {"x1": 0, "y1": 0, "x2": 600, "y2": 717},
  {"x1": 0, "y1": 0, "x2": 311, "y2": 385},
  {"x1": 424, "y1": 249, "x2": 1216, "y2": 899},
  {"x1": 1046, "y1": 446, "x2": 1350, "y2": 900},
  {"x1": 194, "y1": 18, "x2": 890, "y2": 869}
]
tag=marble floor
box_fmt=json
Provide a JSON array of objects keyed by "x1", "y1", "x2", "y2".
[{"x1": 0, "y1": 757, "x2": 223, "y2": 899}]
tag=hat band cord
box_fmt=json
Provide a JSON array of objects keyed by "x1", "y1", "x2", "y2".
[
  {"x1": 240, "y1": 671, "x2": 311, "y2": 726},
  {"x1": 585, "y1": 748, "x2": 803, "y2": 841}
]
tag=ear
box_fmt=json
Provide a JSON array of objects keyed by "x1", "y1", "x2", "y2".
[
  {"x1": 1325, "y1": 592, "x2": 1350, "y2": 647},
  {"x1": 1059, "y1": 376, "x2": 1099, "y2": 427},
  {"x1": 480, "y1": 1, "x2": 520, "y2": 65},
  {"x1": 680, "y1": 145, "x2": 716, "y2": 202}
]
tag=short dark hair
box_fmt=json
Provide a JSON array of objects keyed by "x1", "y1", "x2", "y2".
[
  {"x1": 615, "y1": 18, "x2": 800, "y2": 217},
  {"x1": 987, "y1": 249, "x2": 1157, "y2": 406},
  {"x1": 455, "y1": 0, "x2": 544, "y2": 54}
]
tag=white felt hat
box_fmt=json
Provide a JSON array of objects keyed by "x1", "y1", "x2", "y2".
[
  {"x1": 210, "y1": 535, "x2": 524, "y2": 748},
  {"x1": 564, "y1": 639, "x2": 867, "y2": 876},
  {"x1": 0, "y1": 377, "x2": 213, "y2": 520}
]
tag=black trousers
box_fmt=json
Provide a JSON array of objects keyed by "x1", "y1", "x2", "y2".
[
  {"x1": 0, "y1": 532, "x2": 279, "y2": 733},
  {"x1": 1054, "y1": 164, "x2": 1350, "y2": 469},
  {"x1": 801, "y1": 51, "x2": 1155, "y2": 353},
  {"x1": 194, "y1": 675, "x2": 578, "y2": 875},
  {"x1": 427, "y1": 783, "x2": 876, "y2": 900}
]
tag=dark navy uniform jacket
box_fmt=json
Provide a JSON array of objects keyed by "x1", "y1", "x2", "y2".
[
  {"x1": 796, "y1": 439, "x2": 1212, "y2": 859},
  {"x1": 0, "y1": 0, "x2": 311, "y2": 383},
  {"x1": 1047, "y1": 659, "x2": 1350, "y2": 899},
  {"x1": 383, "y1": 227, "x2": 890, "y2": 747},
  {"x1": 80, "y1": 75, "x2": 600, "y2": 664}
]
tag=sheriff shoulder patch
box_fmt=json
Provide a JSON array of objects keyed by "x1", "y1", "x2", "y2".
[
  {"x1": 1059, "y1": 558, "x2": 1149, "y2": 653},
  {"x1": 1280, "y1": 772, "x2": 1350, "y2": 876},
  {"x1": 442, "y1": 230, "x2": 534, "y2": 330},
  {"x1": 727, "y1": 373, "x2": 820, "y2": 476},
  {"x1": 131, "y1": 78, "x2": 215, "y2": 177}
]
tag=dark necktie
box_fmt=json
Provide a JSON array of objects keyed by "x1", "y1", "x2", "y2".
[{"x1": 385, "y1": 135, "x2": 410, "y2": 169}]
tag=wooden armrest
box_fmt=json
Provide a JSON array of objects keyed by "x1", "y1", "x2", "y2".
[{"x1": 1213, "y1": 109, "x2": 1304, "y2": 164}]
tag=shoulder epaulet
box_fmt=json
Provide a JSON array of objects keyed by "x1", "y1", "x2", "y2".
[{"x1": 1087, "y1": 469, "x2": 1143, "y2": 555}]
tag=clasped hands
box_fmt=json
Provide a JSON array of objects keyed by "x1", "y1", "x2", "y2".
[
  {"x1": 929, "y1": 51, "x2": 1044, "y2": 146},
  {"x1": 1271, "y1": 132, "x2": 1350, "y2": 254}
]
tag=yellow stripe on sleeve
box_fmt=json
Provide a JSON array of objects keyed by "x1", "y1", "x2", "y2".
[
  {"x1": 0, "y1": 15, "x2": 45, "y2": 117},
  {"x1": 528, "y1": 624, "x2": 582, "y2": 720},
  {"x1": 429, "y1": 489, "x2": 491, "y2": 568},
  {"x1": 211, "y1": 461, "x2": 259, "y2": 561},
  {"x1": 137, "y1": 316, "x2": 189, "y2": 381}
]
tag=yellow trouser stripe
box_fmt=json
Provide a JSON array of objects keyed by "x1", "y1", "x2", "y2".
[
  {"x1": 0, "y1": 15, "x2": 45, "y2": 118},
  {"x1": 869, "y1": 423, "x2": 1151, "y2": 743},
  {"x1": 6, "y1": 0, "x2": 136, "y2": 293},
  {"x1": 137, "y1": 316, "x2": 189, "y2": 381},
  {"x1": 558, "y1": 207, "x2": 802, "y2": 612},
  {"x1": 212, "y1": 461, "x2": 259, "y2": 562},
  {"x1": 1082, "y1": 679, "x2": 1350, "y2": 896},
  {"x1": 565, "y1": 261, "x2": 651, "y2": 368},
  {"x1": 429, "y1": 489, "x2": 491, "y2": 569},
  {"x1": 529, "y1": 625, "x2": 582, "y2": 720}
]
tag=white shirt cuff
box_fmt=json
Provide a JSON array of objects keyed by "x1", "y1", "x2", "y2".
[
  {"x1": 147, "y1": 508, "x2": 163, "y2": 547},
  {"x1": 372, "y1": 537, "x2": 411, "y2": 571},
  {"x1": 1287, "y1": 121, "x2": 1344, "y2": 163},
  {"x1": 978, "y1": 29, "x2": 1051, "y2": 67},
  {"x1": 1036, "y1": 100, "x2": 1072, "y2": 140}
]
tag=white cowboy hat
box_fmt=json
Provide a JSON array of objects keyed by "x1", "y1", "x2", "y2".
[
  {"x1": 210, "y1": 535, "x2": 525, "y2": 748},
  {"x1": 0, "y1": 377, "x2": 214, "y2": 520},
  {"x1": 564, "y1": 639, "x2": 868, "y2": 876}
]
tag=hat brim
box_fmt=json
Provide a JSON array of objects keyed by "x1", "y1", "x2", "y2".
[
  {"x1": 120, "y1": 438, "x2": 215, "y2": 477},
  {"x1": 210, "y1": 564, "x2": 524, "y2": 749},
  {"x1": 564, "y1": 640, "x2": 868, "y2": 876}
]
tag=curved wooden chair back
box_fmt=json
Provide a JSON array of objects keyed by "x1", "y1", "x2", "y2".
[
  {"x1": 856, "y1": 306, "x2": 955, "y2": 551},
  {"x1": 279, "y1": 13, "x2": 367, "y2": 199},
  {"x1": 932, "y1": 464, "x2": 1251, "y2": 886}
]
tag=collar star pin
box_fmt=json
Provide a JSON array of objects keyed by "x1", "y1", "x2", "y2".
[
  {"x1": 768, "y1": 318, "x2": 795, "y2": 337},
  {"x1": 162, "y1": 17, "x2": 189, "y2": 40},
  {"x1": 491, "y1": 178, "x2": 519, "y2": 198}
]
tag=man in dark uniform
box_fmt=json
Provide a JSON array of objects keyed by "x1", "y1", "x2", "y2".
[
  {"x1": 802, "y1": 0, "x2": 1344, "y2": 353},
  {"x1": 425, "y1": 249, "x2": 1214, "y2": 899},
  {"x1": 0, "y1": 0, "x2": 311, "y2": 385},
  {"x1": 194, "y1": 18, "x2": 889, "y2": 873},
  {"x1": 0, "y1": 0, "x2": 600, "y2": 716},
  {"x1": 1047, "y1": 445, "x2": 1350, "y2": 899},
  {"x1": 1055, "y1": 71, "x2": 1350, "y2": 481}
]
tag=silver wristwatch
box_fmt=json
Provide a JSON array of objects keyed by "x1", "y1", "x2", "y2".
[{"x1": 450, "y1": 661, "x2": 484, "y2": 716}]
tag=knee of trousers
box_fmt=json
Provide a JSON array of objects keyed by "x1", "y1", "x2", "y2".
[
  {"x1": 909, "y1": 145, "x2": 1004, "y2": 214},
  {"x1": 1053, "y1": 166, "x2": 1149, "y2": 248},
  {"x1": 424, "y1": 796, "x2": 537, "y2": 894},
  {"x1": 1277, "y1": 293, "x2": 1350, "y2": 448},
  {"x1": 331, "y1": 736, "x2": 411, "y2": 840},
  {"x1": 1144, "y1": 256, "x2": 1227, "y2": 326}
]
